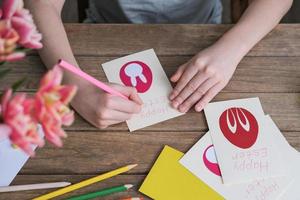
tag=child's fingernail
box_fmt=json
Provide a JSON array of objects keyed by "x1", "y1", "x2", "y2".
[
  {"x1": 172, "y1": 101, "x2": 179, "y2": 108},
  {"x1": 179, "y1": 106, "x2": 187, "y2": 113},
  {"x1": 195, "y1": 105, "x2": 202, "y2": 112},
  {"x1": 169, "y1": 94, "x2": 175, "y2": 100}
]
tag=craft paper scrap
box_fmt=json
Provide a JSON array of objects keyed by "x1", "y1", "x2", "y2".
[
  {"x1": 180, "y1": 125, "x2": 292, "y2": 200},
  {"x1": 102, "y1": 49, "x2": 183, "y2": 131},
  {"x1": 0, "y1": 125, "x2": 43, "y2": 186},
  {"x1": 139, "y1": 145, "x2": 224, "y2": 200},
  {"x1": 204, "y1": 98, "x2": 286, "y2": 185}
]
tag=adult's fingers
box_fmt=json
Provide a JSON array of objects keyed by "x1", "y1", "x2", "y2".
[
  {"x1": 170, "y1": 64, "x2": 198, "y2": 101},
  {"x1": 171, "y1": 72, "x2": 208, "y2": 109},
  {"x1": 194, "y1": 83, "x2": 224, "y2": 112}
]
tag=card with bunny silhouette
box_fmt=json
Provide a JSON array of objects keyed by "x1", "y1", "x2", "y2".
[
  {"x1": 102, "y1": 49, "x2": 183, "y2": 131},
  {"x1": 204, "y1": 98, "x2": 286, "y2": 185}
]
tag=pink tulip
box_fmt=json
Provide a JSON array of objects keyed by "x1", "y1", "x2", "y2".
[
  {"x1": 2, "y1": 0, "x2": 42, "y2": 49},
  {"x1": 0, "y1": 20, "x2": 25, "y2": 61},
  {"x1": 35, "y1": 66, "x2": 77, "y2": 147},
  {"x1": 1, "y1": 89, "x2": 44, "y2": 156}
]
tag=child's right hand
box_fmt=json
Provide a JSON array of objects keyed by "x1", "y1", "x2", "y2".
[{"x1": 71, "y1": 80, "x2": 143, "y2": 129}]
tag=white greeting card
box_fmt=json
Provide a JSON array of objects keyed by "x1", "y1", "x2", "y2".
[
  {"x1": 102, "y1": 49, "x2": 183, "y2": 131},
  {"x1": 0, "y1": 125, "x2": 43, "y2": 186},
  {"x1": 180, "y1": 125, "x2": 291, "y2": 200},
  {"x1": 204, "y1": 98, "x2": 285, "y2": 184}
]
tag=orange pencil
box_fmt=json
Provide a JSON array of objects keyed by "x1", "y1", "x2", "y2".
[{"x1": 120, "y1": 197, "x2": 143, "y2": 200}]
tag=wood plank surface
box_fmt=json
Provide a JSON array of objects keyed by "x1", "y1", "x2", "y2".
[
  {"x1": 19, "y1": 131, "x2": 300, "y2": 175},
  {"x1": 61, "y1": 24, "x2": 300, "y2": 56},
  {"x1": 1, "y1": 56, "x2": 300, "y2": 93}
]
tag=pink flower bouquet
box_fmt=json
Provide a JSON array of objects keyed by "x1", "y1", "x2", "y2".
[{"x1": 0, "y1": 0, "x2": 77, "y2": 156}]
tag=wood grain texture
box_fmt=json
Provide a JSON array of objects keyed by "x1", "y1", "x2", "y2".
[
  {"x1": 61, "y1": 24, "x2": 300, "y2": 56},
  {"x1": 1, "y1": 56, "x2": 300, "y2": 93},
  {"x1": 19, "y1": 131, "x2": 300, "y2": 175}
]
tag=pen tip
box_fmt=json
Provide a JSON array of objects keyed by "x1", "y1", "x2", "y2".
[
  {"x1": 127, "y1": 164, "x2": 138, "y2": 170},
  {"x1": 124, "y1": 184, "x2": 134, "y2": 189}
]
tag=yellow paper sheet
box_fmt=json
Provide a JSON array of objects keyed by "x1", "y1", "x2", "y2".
[{"x1": 139, "y1": 145, "x2": 224, "y2": 200}]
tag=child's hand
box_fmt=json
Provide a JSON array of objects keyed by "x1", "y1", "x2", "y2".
[
  {"x1": 169, "y1": 42, "x2": 241, "y2": 113},
  {"x1": 72, "y1": 81, "x2": 142, "y2": 129}
]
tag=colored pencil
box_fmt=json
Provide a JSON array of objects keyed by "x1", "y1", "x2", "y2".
[
  {"x1": 58, "y1": 59, "x2": 128, "y2": 100},
  {"x1": 120, "y1": 197, "x2": 144, "y2": 200},
  {"x1": 65, "y1": 184, "x2": 133, "y2": 200},
  {"x1": 0, "y1": 182, "x2": 71, "y2": 193},
  {"x1": 33, "y1": 164, "x2": 137, "y2": 200}
]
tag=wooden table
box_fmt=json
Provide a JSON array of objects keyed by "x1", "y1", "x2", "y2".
[{"x1": 1, "y1": 24, "x2": 300, "y2": 200}]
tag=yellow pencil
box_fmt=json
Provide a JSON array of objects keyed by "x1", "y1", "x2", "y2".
[{"x1": 33, "y1": 164, "x2": 137, "y2": 200}]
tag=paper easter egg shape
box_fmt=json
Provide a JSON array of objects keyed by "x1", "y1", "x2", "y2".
[
  {"x1": 119, "y1": 61, "x2": 153, "y2": 93},
  {"x1": 219, "y1": 107, "x2": 259, "y2": 149}
]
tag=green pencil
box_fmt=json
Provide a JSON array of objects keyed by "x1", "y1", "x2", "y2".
[{"x1": 65, "y1": 184, "x2": 133, "y2": 200}]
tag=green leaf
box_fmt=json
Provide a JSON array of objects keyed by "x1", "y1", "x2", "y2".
[
  {"x1": 0, "y1": 68, "x2": 11, "y2": 80},
  {"x1": 12, "y1": 77, "x2": 27, "y2": 92}
]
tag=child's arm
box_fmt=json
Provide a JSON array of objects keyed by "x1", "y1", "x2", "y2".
[
  {"x1": 25, "y1": 0, "x2": 142, "y2": 129},
  {"x1": 170, "y1": 0, "x2": 293, "y2": 113}
]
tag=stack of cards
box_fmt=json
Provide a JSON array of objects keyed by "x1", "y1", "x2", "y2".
[
  {"x1": 140, "y1": 98, "x2": 300, "y2": 200},
  {"x1": 180, "y1": 98, "x2": 300, "y2": 199}
]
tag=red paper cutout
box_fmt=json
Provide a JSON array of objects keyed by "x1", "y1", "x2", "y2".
[
  {"x1": 119, "y1": 61, "x2": 153, "y2": 93},
  {"x1": 219, "y1": 107, "x2": 259, "y2": 149}
]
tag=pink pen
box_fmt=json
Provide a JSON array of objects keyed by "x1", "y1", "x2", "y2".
[{"x1": 58, "y1": 59, "x2": 128, "y2": 100}]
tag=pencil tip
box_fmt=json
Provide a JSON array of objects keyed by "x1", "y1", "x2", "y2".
[
  {"x1": 64, "y1": 182, "x2": 72, "y2": 186},
  {"x1": 124, "y1": 184, "x2": 134, "y2": 189},
  {"x1": 127, "y1": 164, "x2": 138, "y2": 170}
]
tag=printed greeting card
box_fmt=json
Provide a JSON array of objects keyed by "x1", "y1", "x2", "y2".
[
  {"x1": 204, "y1": 98, "x2": 285, "y2": 184},
  {"x1": 102, "y1": 49, "x2": 183, "y2": 131}
]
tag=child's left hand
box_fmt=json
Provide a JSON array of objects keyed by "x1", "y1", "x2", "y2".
[{"x1": 169, "y1": 42, "x2": 242, "y2": 113}]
